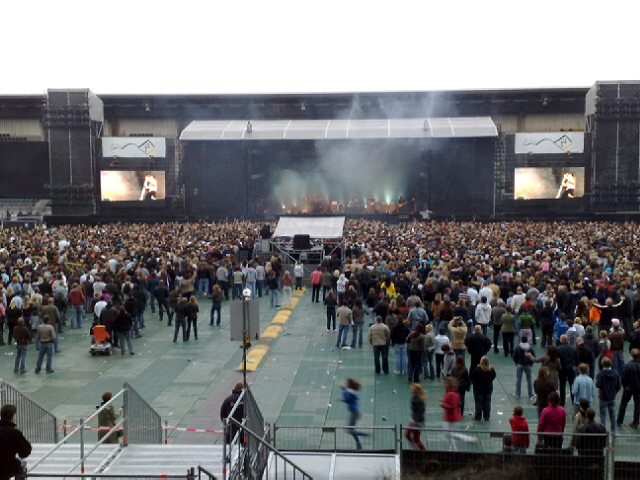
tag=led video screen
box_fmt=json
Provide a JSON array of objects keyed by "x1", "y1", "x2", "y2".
[
  {"x1": 514, "y1": 167, "x2": 585, "y2": 200},
  {"x1": 100, "y1": 171, "x2": 166, "y2": 202}
]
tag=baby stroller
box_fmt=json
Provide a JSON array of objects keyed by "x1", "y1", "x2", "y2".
[{"x1": 89, "y1": 324, "x2": 113, "y2": 356}]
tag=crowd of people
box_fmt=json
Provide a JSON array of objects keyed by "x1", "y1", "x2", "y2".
[{"x1": 1, "y1": 219, "x2": 640, "y2": 460}]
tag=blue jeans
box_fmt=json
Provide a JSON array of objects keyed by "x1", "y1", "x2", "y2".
[
  {"x1": 351, "y1": 323, "x2": 363, "y2": 348},
  {"x1": 35, "y1": 343, "x2": 54, "y2": 373},
  {"x1": 515, "y1": 364, "x2": 533, "y2": 397},
  {"x1": 373, "y1": 345, "x2": 389, "y2": 374},
  {"x1": 246, "y1": 282, "x2": 256, "y2": 299},
  {"x1": 423, "y1": 348, "x2": 435, "y2": 380},
  {"x1": 613, "y1": 351, "x2": 625, "y2": 377},
  {"x1": 347, "y1": 410, "x2": 366, "y2": 450},
  {"x1": 118, "y1": 331, "x2": 134, "y2": 355},
  {"x1": 14, "y1": 345, "x2": 28, "y2": 373},
  {"x1": 336, "y1": 324, "x2": 349, "y2": 346},
  {"x1": 256, "y1": 280, "x2": 263, "y2": 297},
  {"x1": 600, "y1": 399, "x2": 616, "y2": 434},
  {"x1": 270, "y1": 289, "x2": 279, "y2": 307},
  {"x1": 394, "y1": 344, "x2": 407, "y2": 373},
  {"x1": 72, "y1": 305, "x2": 84, "y2": 329},
  {"x1": 198, "y1": 278, "x2": 210, "y2": 296},
  {"x1": 326, "y1": 311, "x2": 336, "y2": 330},
  {"x1": 232, "y1": 284, "x2": 243, "y2": 300},
  {"x1": 210, "y1": 304, "x2": 222, "y2": 325},
  {"x1": 454, "y1": 349, "x2": 466, "y2": 358}
]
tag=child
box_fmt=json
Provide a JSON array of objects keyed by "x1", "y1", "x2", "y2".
[
  {"x1": 405, "y1": 383, "x2": 426, "y2": 450},
  {"x1": 341, "y1": 378, "x2": 368, "y2": 450},
  {"x1": 509, "y1": 406, "x2": 530, "y2": 454},
  {"x1": 442, "y1": 344, "x2": 456, "y2": 377}
]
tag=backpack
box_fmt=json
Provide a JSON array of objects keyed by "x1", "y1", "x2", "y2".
[{"x1": 603, "y1": 347, "x2": 614, "y2": 361}]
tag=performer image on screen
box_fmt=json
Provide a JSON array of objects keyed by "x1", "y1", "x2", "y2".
[
  {"x1": 140, "y1": 174, "x2": 158, "y2": 201},
  {"x1": 556, "y1": 172, "x2": 577, "y2": 199}
]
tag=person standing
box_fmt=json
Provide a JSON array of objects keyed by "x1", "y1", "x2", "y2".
[
  {"x1": 186, "y1": 295, "x2": 199, "y2": 341},
  {"x1": 293, "y1": 261, "x2": 304, "y2": 290},
  {"x1": 475, "y1": 296, "x2": 492, "y2": 337},
  {"x1": 448, "y1": 317, "x2": 468, "y2": 358},
  {"x1": 453, "y1": 355, "x2": 470, "y2": 415},
  {"x1": 470, "y1": 356, "x2": 497, "y2": 421},
  {"x1": 434, "y1": 327, "x2": 451, "y2": 378},
  {"x1": 533, "y1": 367, "x2": 557, "y2": 419},
  {"x1": 114, "y1": 306, "x2": 134, "y2": 356},
  {"x1": 491, "y1": 299, "x2": 506, "y2": 353},
  {"x1": 255, "y1": 262, "x2": 266, "y2": 298},
  {"x1": 616, "y1": 348, "x2": 640, "y2": 429},
  {"x1": 574, "y1": 409, "x2": 607, "y2": 459},
  {"x1": 513, "y1": 332, "x2": 536, "y2": 400},
  {"x1": 68, "y1": 283, "x2": 86, "y2": 330},
  {"x1": 168, "y1": 286, "x2": 180, "y2": 326},
  {"x1": 281, "y1": 271, "x2": 293, "y2": 306},
  {"x1": 501, "y1": 306, "x2": 516, "y2": 357},
  {"x1": 210, "y1": 284, "x2": 223, "y2": 326},
  {"x1": 310, "y1": 266, "x2": 322, "y2": 303},
  {"x1": 596, "y1": 356, "x2": 620, "y2": 433},
  {"x1": 350, "y1": 299, "x2": 366, "y2": 349},
  {"x1": 558, "y1": 334, "x2": 579, "y2": 406},
  {"x1": 13, "y1": 318, "x2": 32, "y2": 374},
  {"x1": 609, "y1": 319, "x2": 626, "y2": 376},
  {"x1": 41, "y1": 297, "x2": 61, "y2": 353},
  {"x1": 341, "y1": 378, "x2": 368, "y2": 450},
  {"x1": 244, "y1": 263, "x2": 257, "y2": 299},
  {"x1": 509, "y1": 406, "x2": 530, "y2": 454},
  {"x1": 465, "y1": 325, "x2": 492, "y2": 373},
  {"x1": 423, "y1": 324, "x2": 436, "y2": 380},
  {"x1": 155, "y1": 280, "x2": 170, "y2": 323},
  {"x1": 173, "y1": 297, "x2": 189, "y2": 343},
  {"x1": 220, "y1": 382, "x2": 244, "y2": 444},
  {"x1": 34, "y1": 315, "x2": 56, "y2": 374},
  {"x1": 406, "y1": 324, "x2": 426, "y2": 383},
  {"x1": 369, "y1": 316, "x2": 390, "y2": 375},
  {"x1": 216, "y1": 263, "x2": 230, "y2": 301},
  {"x1": 324, "y1": 290, "x2": 337, "y2": 331},
  {"x1": 405, "y1": 383, "x2": 426, "y2": 450},
  {"x1": 97, "y1": 392, "x2": 120, "y2": 444},
  {"x1": 336, "y1": 301, "x2": 353, "y2": 348},
  {"x1": 267, "y1": 271, "x2": 280, "y2": 308},
  {"x1": 0, "y1": 404, "x2": 32, "y2": 480},
  {"x1": 571, "y1": 363, "x2": 596, "y2": 415},
  {"x1": 537, "y1": 391, "x2": 567, "y2": 451}
]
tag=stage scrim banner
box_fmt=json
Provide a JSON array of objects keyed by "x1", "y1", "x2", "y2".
[
  {"x1": 102, "y1": 137, "x2": 166, "y2": 158},
  {"x1": 514, "y1": 132, "x2": 584, "y2": 154}
]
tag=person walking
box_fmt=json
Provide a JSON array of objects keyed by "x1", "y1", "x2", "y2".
[
  {"x1": 491, "y1": 299, "x2": 506, "y2": 353},
  {"x1": 596, "y1": 356, "x2": 621, "y2": 433},
  {"x1": 434, "y1": 327, "x2": 451, "y2": 378},
  {"x1": 155, "y1": 280, "x2": 170, "y2": 323},
  {"x1": 571, "y1": 363, "x2": 596, "y2": 415},
  {"x1": 267, "y1": 271, "x2": 280, "y2": 308},
  {"x1": 310, "y1": 267, "x2": 322, "y2": 303},
  {"x1": 220, "y1": 382, "x2": 244, "y2": 444},
  {"x1": 405, "y1": 383, "x2": 426, "y2": 450},
  {"x1": 369, "y1": 316, "x2": 390, "y2": 375},
  {"x1": 440, "y1": 376, "x2": 476, "y2": 451},
  {"x1": 391, "y1": 319, "x2": 410, "y2": 375},
  {"x1": 186, "y1": 295, "x2": 199, "y2": 340},
  {"x1": 509, "y1": 406, "x2": 530, "y2": 454},
  {"x1": 423, "y1": 324, "x2": 436, "y2": 380},
  {"x1": 68, "y1": 283, "x2": 86, "y2": 330},
  {"x1": 513, "y1": 332, "x2": 536, "y2": 400},
  {"x1": 0, "y1": 404, "x2": 32, "y2": 480},
  {"x1": 341, "y1": 378, "x2": 368, "y2": 450},
  {"x1": 465, "y1": 325, "x2": 492, "y2": 373},
  {"x1": 293, "y1": 261, "x2": 304, "y2": 290},
  {"x1": 114, "y1": 306, "x2": 134, "y2": 355},
  {"x1": 34, "y1": 315, "x2": 56, "y2": 374},
  {"x1": 210, "y1": 284, "x2": 223, "y2": 326},
  {"x1": 616, "y1": 348, "x2": 640, "y2": 429},
  {"x1": 13, "y1": 318, "x2": 32, "y2": 374}
]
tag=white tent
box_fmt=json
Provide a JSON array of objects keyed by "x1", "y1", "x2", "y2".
[{"x1": 273, "y1": 216, "x2": 345, "y2": 239}]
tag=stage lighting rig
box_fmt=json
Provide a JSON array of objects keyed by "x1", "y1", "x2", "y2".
[{"x1": 247, "y1": 121, "x2": 253, "y2": 133}]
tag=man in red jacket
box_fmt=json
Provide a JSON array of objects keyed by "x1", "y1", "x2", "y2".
[{"x1": 68, "y1": 283, "x2": 86, "y2": 329}]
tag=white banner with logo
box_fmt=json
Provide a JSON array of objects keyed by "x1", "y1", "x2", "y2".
[
  {"x1": 515, "y1": 132, "x2": 584, "y2": 154},
  {"x1": 102, "y1": 137, "x2": 166, "y2": 158}
]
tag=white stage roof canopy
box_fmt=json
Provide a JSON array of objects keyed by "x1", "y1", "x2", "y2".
[
  {"x1": 179, "y1": 117, "x2": 498, "y2": 141},
  {"x1": 273, "y1": 216, "x2": 345, "y2": 239}
]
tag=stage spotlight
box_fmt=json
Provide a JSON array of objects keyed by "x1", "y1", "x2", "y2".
[
  {"x1": 247, "y1": 121, "x2": 253, "y2": 133},
  {"x1": 144, "y1": 103, "x2": 151, "y2": 112},
  {"x1": 423, "y1": 119, "x2": 430, "y2": 132},
  {"x1": 542, "y1": 96, "x2": 548, "y2": 106},
  {"x1": 300, "y1": 102, "x2": 306, "y2": 111}
]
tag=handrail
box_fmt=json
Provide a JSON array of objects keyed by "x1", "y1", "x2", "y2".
[
  {"x1": 228, "y1": 417, "x2": 312, "y2": 479},
  {"x1": 67, "y1": 418, "x2": 126, "y2": 474},
  {"x1": 197, "y1": 465, "x2": 218, "y2": 480},
  {"x1": 29, "y1": 388, "x2": 126, "y2": 471}
]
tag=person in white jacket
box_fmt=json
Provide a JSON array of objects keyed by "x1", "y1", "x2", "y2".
[{"x1": 475, "y1": 296, "x2": 492, "y2": 337}]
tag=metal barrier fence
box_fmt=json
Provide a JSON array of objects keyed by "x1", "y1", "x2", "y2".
[
  {"x1": 272, "y1": 424, "x2": 399, "y2": 452},
  {"x1": 123, "y1": 381, "x2": 162, "y2": 445},
  {"x1": 0, "y1": 378, "x2": 58, "y2": 443},
  {"x1": 227, "y1": 418, "x2": 311, "y2": 480}
]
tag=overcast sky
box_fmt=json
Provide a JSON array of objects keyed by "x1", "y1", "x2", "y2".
[{"x1": 2, "y1": 0, "x2": 636, "y2": 95}]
